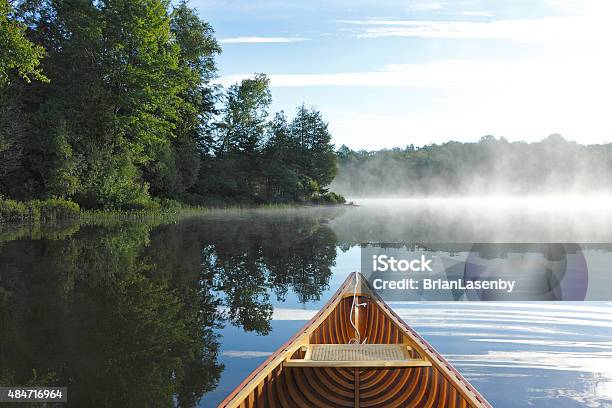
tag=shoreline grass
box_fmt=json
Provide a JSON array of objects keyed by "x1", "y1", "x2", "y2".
[{"x1": 0, "y1": 197, "x2": 348, "y2": 225}]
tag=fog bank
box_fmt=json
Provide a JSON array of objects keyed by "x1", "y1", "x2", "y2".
[{"x1": 332, "y1": 135, "x2": 612, "y2": 197}]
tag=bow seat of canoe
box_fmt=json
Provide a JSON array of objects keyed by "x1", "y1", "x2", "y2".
[{"x1": 284, "y1": 344, "x2": 432, "y2": 367}]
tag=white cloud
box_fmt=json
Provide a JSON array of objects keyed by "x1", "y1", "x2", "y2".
[
  {"x1": 217, "y1": 53, "x2": 609, "y2": 89},
  {"x1": 222, "y1": 350, "x2": 273, "y2": 358},
  {"x1": 339, "y1": 16, "x2": 592, "y2": 45},
  {"x1": 457, "y1": 11, "x2": 495, "y2": 17},
  {"x1": 406, "y1": 2, "x2": 445, "y2": 12},
  {"x1": 546, "y1": 0, "x2": 584, "y2": 8},
  {"x1": 219, "y1": 36, "x2": 309, "y2": 44},
  {"x1": 217, "y1": 61, "x2": 489, "y2": 88},
  {"x1": 218, "y1": 59, "x2": 528, "y2": 88},
  {"x1": 338, "y1": 0, "x2": 612, "y2": 46},
  {"x1": 272, "y1": 308, "x2": 316, "y2": 320}
]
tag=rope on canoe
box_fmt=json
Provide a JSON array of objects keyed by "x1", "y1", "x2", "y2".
[{"x1": 349, "y1": 273, "x2": 368, "y2": 344}]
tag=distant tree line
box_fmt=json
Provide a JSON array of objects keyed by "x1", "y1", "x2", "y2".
[
  {"x1": 0, "y1": 0, "x2": 343, "y2": 210},
  {"x1": 334, "y1": 134, "x2": 612, "y2": 196}
]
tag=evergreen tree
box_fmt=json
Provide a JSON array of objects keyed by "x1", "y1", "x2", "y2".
[
  {"x1": 262, "y1": 111, "x2": 300, "y2": 201},
  {"x1": 289, "y1": 104, "x2": 337, "y2": 193}
]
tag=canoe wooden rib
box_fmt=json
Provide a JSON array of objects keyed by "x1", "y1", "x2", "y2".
[{"x1": 218, "y1": 272, "x2": 492, "y2": 408}]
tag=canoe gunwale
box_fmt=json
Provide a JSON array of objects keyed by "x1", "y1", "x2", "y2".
[
  {"x1": 217, "y1": 273, "x2": 358, "y2": 408},
  {"x1": 360, "y1": 276, "x2": 493, "y2": 408},
  {"x1": 217, "y1": 272, "x2": 493, "y2": 408}
]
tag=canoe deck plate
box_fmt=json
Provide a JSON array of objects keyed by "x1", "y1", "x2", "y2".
[{"x1": 284, "y1": 344, "x2": 432, "y2": 367}]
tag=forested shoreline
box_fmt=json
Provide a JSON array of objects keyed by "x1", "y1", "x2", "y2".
[
  {"x1": 0, "y1": 0, "x2": 344, "y2": 220},
  {"x1": 333, "y1": 135, "x2": 612, "y2": 197},
  {"x1": 4, "y1": 0, "x2": 609, "y2": 221}
]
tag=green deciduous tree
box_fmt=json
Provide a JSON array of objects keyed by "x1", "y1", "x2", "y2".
[
  {"x1": 0, "y1": 1, "x2": 342, "y2": 208},
  {"x1": 207, "y1": 74, "x2": 271, "y2": 200},
  {"x1": 0, "y1": 0, "x2": 47, "y2": 85},
  {"x1": 219, "y1": 73, "x2": 271, "y2": 155},
  {"x1": 167, "y1": 1, "x2": 220, "y2": 197}
]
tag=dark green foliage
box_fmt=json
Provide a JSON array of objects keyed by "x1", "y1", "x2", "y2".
[
  {"x1": 0, "y1": 1, "x2": 341, "y2": 210},
  {"x1": 259, "y1": 105, "x2": 338, "y2": 203},
  {"x1": 193, "y1": 77, "x2": 341, "y2": 205},
  {"x1": 197, "y1": 74, "x2": 272, "y2": 202},
  {"x1": 311, "y1": 191, "x2": 346, "y2": 205},
  {"x1": 289, "y1": 104, "x2": 338, "y2": 187},
  {"x1": 219, "y1": 74, "x2": 272, "y2": 154},
  {"x1": 0, "y1": 0, "x2": 219, "y2": 207},
  {"x1": 0, "y1": 90, "x2": 26, "y2": 178},
  {"x1": 261, "y1": 111, "x2": 303, "y2": 202}
]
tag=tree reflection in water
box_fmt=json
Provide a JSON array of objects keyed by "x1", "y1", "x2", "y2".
[{"x1": 0, "y1": 211, "x2": 340, "y2": 407}]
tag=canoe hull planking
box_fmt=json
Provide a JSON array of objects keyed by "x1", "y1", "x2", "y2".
[{"x1": 218, "y1": 273, "x2": 491, "y2": 408}]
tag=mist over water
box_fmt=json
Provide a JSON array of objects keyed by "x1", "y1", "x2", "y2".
[
  {"x1": 332, "y1": 136, "x2": 612, "y2": 198},
  {"x1": 333, "y1": 197, "x2": 612, "y2": 242}
]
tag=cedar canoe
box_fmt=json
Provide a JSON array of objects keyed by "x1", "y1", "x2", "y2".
[{"x1": 218, "y1": 272, "x2": 492, "y2": 408}]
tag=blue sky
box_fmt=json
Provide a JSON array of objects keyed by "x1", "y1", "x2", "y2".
[{"x1": 190, "y1": 0, "x2": 611, "y2": 150}]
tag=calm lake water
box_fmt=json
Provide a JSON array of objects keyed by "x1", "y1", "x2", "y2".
[{"x1": 2, "y1": 198, "x2": 612, "y2": 407}]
